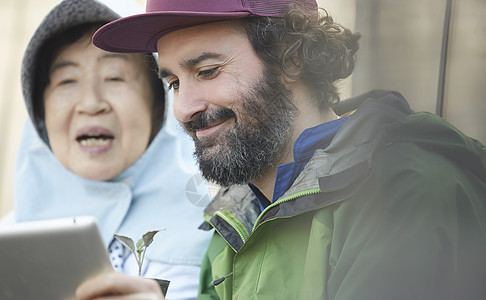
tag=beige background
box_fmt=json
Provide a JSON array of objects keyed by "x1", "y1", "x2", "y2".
[{"x1": 1, "y1": 0, "x2": 484, "y2": 218}]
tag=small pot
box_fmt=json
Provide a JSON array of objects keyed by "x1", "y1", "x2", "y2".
[{"x1": 153, "y1": 278, "x2": 170, "y2": 296}]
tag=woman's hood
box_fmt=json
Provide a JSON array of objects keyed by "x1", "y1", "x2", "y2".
[{"x1": 15, "y1": 0, "x2": 213, "y2": 266}]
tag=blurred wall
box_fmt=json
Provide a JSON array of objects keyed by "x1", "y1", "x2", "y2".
[
  {"x1": 350, "y1": 0, "x2": 486, "y2": 145},
  {"x1": 0, "y1": 0, "x2": 60, "y2": 218},
  {"x1": 442, "y1": 0, "x2": 486, "y2": 142}
]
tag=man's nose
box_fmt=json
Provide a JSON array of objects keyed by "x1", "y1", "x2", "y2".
[
  {"x1": 75, "y1": 82, "x2": 110, "y2": 115},
  {"x1": 173, "y1": 83, "x2": 209, "y2": 124}
]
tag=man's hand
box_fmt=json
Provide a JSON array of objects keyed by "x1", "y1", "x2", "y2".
[{"x1": 75, "y1": 272, "x2": 165, "y2": 300}]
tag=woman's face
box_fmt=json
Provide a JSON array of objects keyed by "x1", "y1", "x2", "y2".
[{"x1": 43, "y1": 34, "x2": 154, "y2": 181}]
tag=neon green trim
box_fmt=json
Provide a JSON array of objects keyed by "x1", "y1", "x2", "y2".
[
  {"x1": 253, "y1": 188, "x2": 321, "y2": 232},
  {"x1": 215, "y1": 210, "x2": 250, "y2": 243},
  {"x1": 203, "y1": 214, "x2": 212, "y2": 223}
]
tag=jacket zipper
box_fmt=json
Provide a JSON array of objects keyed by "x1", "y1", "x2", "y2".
[
  {"x1": 252, "y1": 187, "x2": 321, "y2": 232},
  {"x1": 214, "y1": 211, "x2": 250, "y2": 244}
]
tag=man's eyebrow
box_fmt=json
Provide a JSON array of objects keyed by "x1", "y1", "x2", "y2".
[
  {"x1": 158, "y1": 52, "x2": 223, "y2": 79},
  {"x1": 181, "y1": 52, "x2": 222, "y2": 68}
]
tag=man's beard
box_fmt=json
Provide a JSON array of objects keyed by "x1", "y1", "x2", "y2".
[{"x1": 183, "y1": 68, "x2": 297, "y2": 187}]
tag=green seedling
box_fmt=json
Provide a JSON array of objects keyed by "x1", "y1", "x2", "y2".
[{"x1": 114, "y1": 229, "x2": 164, "y2": 276}]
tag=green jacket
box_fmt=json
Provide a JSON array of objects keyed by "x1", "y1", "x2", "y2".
[{"x1": 197, "y1": 90, "x2": 486, "y2": 299}]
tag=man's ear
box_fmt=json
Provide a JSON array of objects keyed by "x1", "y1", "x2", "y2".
[
  {"x1": 283, "y1": 54, "x2": 301, "y2": 83},
  {"x1": 283, "y1": 73, "x2": 297, "y2": 83}
]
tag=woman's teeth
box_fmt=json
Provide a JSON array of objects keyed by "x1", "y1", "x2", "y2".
[{"x1": 80, "y1": 137, "x2": 111, "y2": 147}]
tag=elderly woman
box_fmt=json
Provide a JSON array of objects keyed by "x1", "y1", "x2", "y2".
[{"x1": 4, "y1": 0, "x2": 213, "y2": 299}]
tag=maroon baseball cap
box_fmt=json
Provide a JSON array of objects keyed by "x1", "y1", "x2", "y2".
[{"x1": 93, "y1": 0, "x2": 318, "y2": 53}]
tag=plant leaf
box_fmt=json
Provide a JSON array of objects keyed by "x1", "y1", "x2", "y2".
[
  {"x1": 142, "y1": 229, "x2": 164, "y2": 247},
  {"x1": 136, "y1": 238, "x2": 144, "y2": 251},
  {"x1": 114, "y1": 234, "x2": 135, "y2": 252}
]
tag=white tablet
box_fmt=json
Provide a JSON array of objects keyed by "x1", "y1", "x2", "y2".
[{"x1": 0, "y1": 216, "x2": 113, "y2": 300}]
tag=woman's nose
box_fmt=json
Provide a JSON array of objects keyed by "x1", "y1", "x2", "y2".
[{"x1": 75, "y1": 82, "x2": 110, "y2": 115}]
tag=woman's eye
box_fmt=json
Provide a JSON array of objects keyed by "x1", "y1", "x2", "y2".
[
  {"x1": 107, "y1": 77, "x2": 124, "y2": 82},
  {"x1": 198, "y1": 67, "x2": 219, "y2": 78},
  {"x1": 58, "y1": 79, "x2": 76, "y2": 86},
  {"x1": 168, "y1": 79, "x2": 180, "y2": 91}
]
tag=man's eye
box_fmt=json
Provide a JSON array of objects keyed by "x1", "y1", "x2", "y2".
[
  {"x1": 168, "y1": 80, "x2": 180, "y2": 90},
  {"x1": 198, "y1": 67, "x2": 219, "y2": 78}
]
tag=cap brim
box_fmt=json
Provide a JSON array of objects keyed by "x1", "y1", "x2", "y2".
[{"x1": 93, "y1": 11, "x2": 251, "y2": 53}]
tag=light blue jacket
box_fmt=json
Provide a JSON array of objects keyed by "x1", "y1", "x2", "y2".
[{"x1": 14, "y1": 103, "x2": 212, "y2": 266}]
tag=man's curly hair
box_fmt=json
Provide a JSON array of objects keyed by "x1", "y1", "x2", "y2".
[{"x1": 237, "y1": 4, "x2": 360, "y2": 111}]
